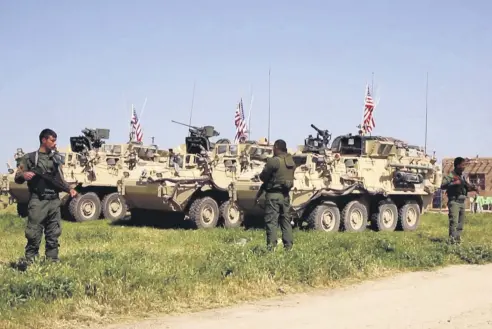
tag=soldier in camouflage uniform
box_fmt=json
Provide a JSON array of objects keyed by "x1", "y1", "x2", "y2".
[
  {"x1": 258, "y1": 139, "x2": 296, "y2": 251},
  {"x1": 440, "y1": 157, "x2": 477, "y2": 244},
  {"x1": 15, "y1": 129, "x2": 77, "y2": 264}
]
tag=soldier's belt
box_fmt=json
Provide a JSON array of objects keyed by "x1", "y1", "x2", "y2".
[
  {"x1": 448, "y1": 196, "x2": 466, "y2": 203},
  {"x1": 33, "y1": 193, "x2": 59, "y2": 201}
]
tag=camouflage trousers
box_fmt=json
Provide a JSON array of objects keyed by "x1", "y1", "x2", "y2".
[
  {"x1": 25, "y1": 194, "x2": 62, "y2": 261},
  {"x1": 448, "y1": 200, "x2": 466, "y2": 243},
  {"x1": 263, "y1": 192, "x2": 293, "y2": 250}
]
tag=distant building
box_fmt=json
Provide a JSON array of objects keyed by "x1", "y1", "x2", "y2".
[{"x1": 433, "y1": 157, "x2": 492, "y2": 210}]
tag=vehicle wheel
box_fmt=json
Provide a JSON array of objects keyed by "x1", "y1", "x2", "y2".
[
  {"x1": 371, "y1": 200, "x2": 398, "y2": 232},
  {"x1": 188, "y1": 196, "x2": 219, "y2": 229},
  {"x1": 101, "y1": 192, "x2": 128, "y2": 222},
  {"x1": 341, "y1": 200, "x2": 368, "y2": 232},
  {"x1": 307, "y1": 202, "x2": 340, "y2": 232},
  {"x1": 69, "y1": 192, "x2": 102, "y2": 222},
  {"x1": 17, "y1": 202, "x2": 28, "y2": 218},
  {"x1": 219, "y1": 200, "x2": 244, "y2": 228},
  {"x1": 397, "y1": 201, "x2": 421, "y2": 231}
]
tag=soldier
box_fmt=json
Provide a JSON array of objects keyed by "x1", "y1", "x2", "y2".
[
  {"x1": 440, "y1": 156, "x2": 477, "y2": 244},
  {"x1": 258, "y1": 139, "x2": 296, "y2": 251},
  {"x1": 15, "y1": 128, "x2": 77, "y2": 265}
]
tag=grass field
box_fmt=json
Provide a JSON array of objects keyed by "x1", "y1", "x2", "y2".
[{"x1": 1, "y1": 210, "x2": 492, "y2": 329}]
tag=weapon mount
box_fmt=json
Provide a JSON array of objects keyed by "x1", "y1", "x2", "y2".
[{"x1": 303, "y1": 124, "x2": 332, "y2": 153}]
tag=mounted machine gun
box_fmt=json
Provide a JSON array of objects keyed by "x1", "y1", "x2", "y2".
[
  {"x1": 303, "y1": 124, "x2": 332, "y2": 153},
  {"x1": 171, "y1": 120, "x2": 220, "y2": 154}
]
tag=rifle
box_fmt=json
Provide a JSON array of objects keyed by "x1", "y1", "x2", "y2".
[{"x1": 29, "y1": 167, "x2": 73, "y2": 194}]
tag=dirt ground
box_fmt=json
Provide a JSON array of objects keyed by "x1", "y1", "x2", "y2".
[{"x1": 100, "y1": 264, "x2": 492, "y2": 329}]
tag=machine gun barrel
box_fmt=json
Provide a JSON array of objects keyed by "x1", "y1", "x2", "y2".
[
  {"x1": 311, "y1": 124, "x2": 323, "y2": 134},
  {"x1": 171, "y1": 120, "x2": 199, "y2": 130}
]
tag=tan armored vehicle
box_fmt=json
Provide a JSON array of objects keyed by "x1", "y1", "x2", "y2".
[
  {"x1": 228, "y1": 124, "x2": 442, "y2": 233},
  {"x1": 119, "y1": 121, "x2": 270, "y2": 229},
  {"x1": 6, "y1": 128, "x2": 171, "y2": 222}
]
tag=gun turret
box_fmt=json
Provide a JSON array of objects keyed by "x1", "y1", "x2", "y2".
[
  {"x1": 70, "y1": 128, "x2": 110, "y2": 153},
  {"x1": 303, "y1": 124, "x2": 332, "y2": 153},
  {"x1": 171, "y1": 120, "x2": 220, "y2": 138}
]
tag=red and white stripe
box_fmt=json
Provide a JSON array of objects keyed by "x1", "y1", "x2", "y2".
[
  {"x1": 362, "y1": 85, "x2": 376, "y2": 134},
  {"x1": 234, "y1": 98, "x2": 248, "y2": 143},
  {"x1": 131, "y1": 106, "x2": 143, "y2": 142}
]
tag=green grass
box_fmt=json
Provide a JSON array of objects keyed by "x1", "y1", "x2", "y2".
[{"x1": 0, "y1": 212, "x2": 492, "y2": 329}]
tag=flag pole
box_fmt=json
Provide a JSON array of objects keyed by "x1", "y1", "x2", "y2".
[
  {"x1": 188, "y1": 81, "x2": 196, "y2": 137},
  {"x1": 424, "y1": 72, "x2": 429, "y2": 155},
  {"x1": 360, "y1": 84, "x2": 368, "y2": 136},
  {"x1": 267, "y1": 67, "x2": 271, "y2": 145},
  {"x1": 129, "y1": 103, "x2": 134, "y2": 142},
  {"x1": 371, "y1": 72, "x2": 374, "y2": 95},
  {"x1": 247, "y1": 84, "x2": 253, "y2": 139}
]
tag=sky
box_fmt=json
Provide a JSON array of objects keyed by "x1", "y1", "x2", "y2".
[{"x1": 1, "y1": 0, "x2": 490, "y2": 167}]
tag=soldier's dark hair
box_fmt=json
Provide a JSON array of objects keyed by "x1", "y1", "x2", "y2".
[
  {"x1": 454, "y1": 157, "x2": 465, "y2": 167},
  {"x1": 273, "y1": 139, "x2": 287, "y2": 152},
  {"x1": 39, "y1": 129, "x2": 57, "y2": 144}
]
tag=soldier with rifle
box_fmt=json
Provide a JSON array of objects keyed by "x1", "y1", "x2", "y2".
[
  {"x1": 14, "y1": 129, "x2": 78, "y2": 267},
  {"x1": 256, "y1": 139, "x2": 296, "y2": 251},
  {"x1": 440, "y1": 156, "x2": 478, "y2": 244}
]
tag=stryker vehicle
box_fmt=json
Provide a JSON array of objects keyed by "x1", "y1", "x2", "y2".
[
  {"x1": 119, "y1": 120, "x2": 273, "y2": 229},
  {"x1": 64, "y1": 128, "x2": 174, "y2": 222},
  {"x1": 6, "y1": 128, "x2": 171, "y2": 222},
  {"x1": 227, "y1": 124, "x2": 442, "y2": 233}
]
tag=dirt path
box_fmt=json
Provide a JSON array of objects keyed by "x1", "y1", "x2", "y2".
[{"x1": 101, "y1": 264, "x2": 492, "y2": 329}]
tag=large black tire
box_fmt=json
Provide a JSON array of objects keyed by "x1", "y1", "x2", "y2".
[
  {"x1": 188, "y1": 196, "x2": 219, "y2": 229},
  {"x1": 219, "y1": 200, "x2": 244, "y2": 228},
  {"x1": 307, "y1": 202, "x2": 340, "y2": 232},
  {"x1": 371, "y1": 200, "x2": 398, "y2": 232},
  {"x1": 17, "y1": 203, "x2": 28, "y2": 218},
  {"x1": 69, "y1": 192, "x2": 102, "y2": 222},
  {"x1": 397, "y1": 200, "x2": 421, "y2": 231},
  {"x1": 101, "y1": 192, "x2": 127, "y2": 222},
  {"x1": 341, "y1": 200, "x2": 368, "y2": 232}
]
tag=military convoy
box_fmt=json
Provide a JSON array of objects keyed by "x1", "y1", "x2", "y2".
[{"x1": 1, "y1": 121, "x2": 442, "y2": 233}]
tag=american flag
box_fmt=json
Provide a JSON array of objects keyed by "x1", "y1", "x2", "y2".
[
  {"x1": 234, "y1": 98, "x2": 248, "y2": 143},
  {"x1": 131, "y1": 106, "x2": 143, "y2": 142},
  {"x1": 362, "y1": 85, "x2": 376, "y2": 134}
]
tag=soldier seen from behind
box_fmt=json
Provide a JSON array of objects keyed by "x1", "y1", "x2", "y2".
[
  {"x1": 14, "y1": 128, "x2": 78, "y2": 269},
  {"x1": 258, "y1": 139, "x2": 296, "y2": 251},
  {"x1": 440, "y1": 156, "x2": 478, "y2": 244}
]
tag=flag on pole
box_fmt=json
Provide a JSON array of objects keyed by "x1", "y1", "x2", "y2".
[
  {"x1": 234, "y1": 98, "x2": 248, "y2": 143},
  {"x1": 362, "y1": 85, "x2": 376, "y2": 134},
  {"x1": 131, "y1": 105, "x2": 143, "y2": 142}
]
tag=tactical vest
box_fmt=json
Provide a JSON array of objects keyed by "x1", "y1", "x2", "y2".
[
  {"x1": 27, "y1": 151, "x2": 63, "y2": 195},
  {"x1": 265, "y1": 154, "x2": 295, "y2": 193},
  {"x1": 445, "y1": 171, "x2": 468, "y2": 199}
]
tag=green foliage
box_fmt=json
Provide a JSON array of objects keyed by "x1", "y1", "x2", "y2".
[{"x1": 0, "y1": 212, "x2": 491, "y2": 329}]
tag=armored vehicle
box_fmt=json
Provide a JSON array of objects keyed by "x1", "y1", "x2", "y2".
[
  {"x1": 6, "y1": 128, "x2": 171, "y2": 222},
  {"x1": 119, "y1": 121, "x2": 272, "y2": 229},
  {"x1": 64, "y1": 128, "x2": 174, "y2": 222},
  {"x1": 227, "y1": 124, "x2": 442, "y2": 232}
]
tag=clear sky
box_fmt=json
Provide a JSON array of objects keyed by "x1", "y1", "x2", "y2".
[{"x1": 1, "y1": 0, "x2": 490, "y2": 166}]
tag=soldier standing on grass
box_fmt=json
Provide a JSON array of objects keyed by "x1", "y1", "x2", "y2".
[
  {"x1": 14, "y1": 129, "x2": 78, "y2": 267},
  {"x1": 440, "y1": 157, "x2": 478, "y2": 244},
  {"x1": 258, "y1": 139, "x2": 296, "y2": 251}
]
